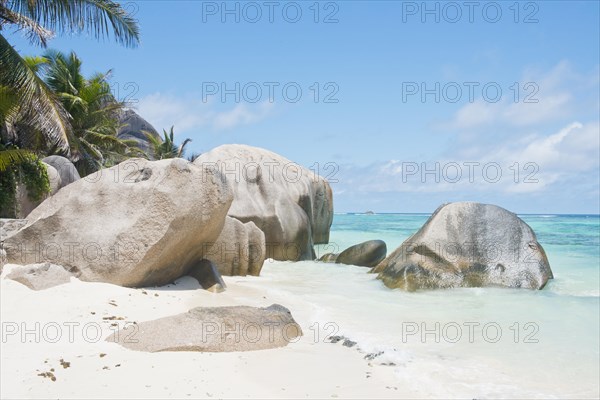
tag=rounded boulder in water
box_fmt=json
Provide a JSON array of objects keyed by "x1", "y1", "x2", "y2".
[
  {"x1": 373, "y1": 202, "x2": 554, "y2": 291},
  {"x1": 335, "y1": 240, "x2": 387, "y2": 268}
]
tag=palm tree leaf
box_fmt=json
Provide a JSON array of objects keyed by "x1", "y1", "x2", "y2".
[
  {"x1": 84, "y1": 130, "x2": 127, "y2": 150},
  {"x1": 177, "y1": 138, "x2": 192, "y2": 158},
  {"x1": 0, "y1": 148, "x2": 35, "y2": 171},
  {"x1": 23, "y1": 55, "x2": 49, "y2": 72},
  {"x1": 0, "y1": 6, "x2": 54, "y2": 47},
  {"x1": 0, "y1": 33, "x2": 71, "y2": 152},
  {"x1": 5, "y1": 0, "x2": 140, "y2": 48}
]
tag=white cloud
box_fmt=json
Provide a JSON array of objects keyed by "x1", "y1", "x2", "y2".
[
  {"x1": 335, "y1": 121, "x2": 599, "y2": 196},
  {"x1": 213, "y1": 102, "x2": 274, "y2": 130},
  {"x1": 482, "y1": 121, "x2": 599, "y2": 193},
  {"x1": 451, "y1": 101, "x2": 495, "y2": 129},
  {"x1": 137, "y1": 93, "x2": 275, "y2": 134},
  {"x1": 446, "y1": 60, "x2": 588, "y2": 130},
  {"x1": 137, "y1": 93, "x2": 213, "y2": 133}
]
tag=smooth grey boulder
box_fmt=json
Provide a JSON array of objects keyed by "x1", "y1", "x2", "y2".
[
  {"x1": 117, "y1": 109, "x2": 161, "y2": 157},
  {"x1": 335, "y1": 240, "x2": 387, "y2": 268},
  {"x1": 4, "y1": 158, "x2": 232, "y2": 287},
  {"x1": 5, "y1": 263, "x2": 76, "y2": 290},
  {"x1": 41, "y1": 155, "x2": 81, "y2": 187},
  {"x1": 107, "y1": 304, "x2": 303, "y2": 352},
  {"x1": 188, "y1": 259, "x2": 227, "y2": 293},
  {"x1": 373, "y1": 202, "x2": 553, "y2": 291},
  {"x1": 194, "y1": 144, "x2": 334, "y2": 262},
  {"x1": 202, "y1": 216, "x2": 266, "y2": 276}
]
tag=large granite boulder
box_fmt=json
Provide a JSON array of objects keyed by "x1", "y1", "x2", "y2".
[
  {"x1": 194, "y1": 144, "x2": 334, "y2": 261},
  {"x1": 107, "y1": 304, "x2": 303, "y2": 352},
  {"x1": 329, "y1": 240, "x2": 387, "y2": 268},
  {"x1": 117, "y1": 109, "x2": 161, "y2": 157},
  {"x1": 202, "y1": 216, "x2": 266, "y2": 276},
  {"x1": 373, "y1": 202, "x2": 553, "y2": 290},
  {"x1": 3, "y1": 158, "x2": 232, "y2": 287}
]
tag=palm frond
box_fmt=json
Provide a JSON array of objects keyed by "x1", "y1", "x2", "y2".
[
  {"x1": 0, "y1": 33, "x2": 71, "y2": 152},
  {"x1": 177, "y1": 138, "x2": 192, "y2": 158},
  {"x1": 0, "y1": 6, "x2": 54, "y2": 47},
  {"x1": 23, "y1": 55, "x2": 49, "y2": 72},
  {"x1": 0, "y1": 148, "x2": 35, "y2": 171},
  {"x1": 4, "y1": 0, "x2": 140, "y2": 48}
]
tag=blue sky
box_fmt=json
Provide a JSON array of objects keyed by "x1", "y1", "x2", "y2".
[{"x1": 6, "y1": 1, "x2": 600, "y2": 213}]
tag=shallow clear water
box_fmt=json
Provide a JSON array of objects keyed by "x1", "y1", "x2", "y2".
[{"x1": 245, "y1": 213, "x2": 600, "y2": 398}]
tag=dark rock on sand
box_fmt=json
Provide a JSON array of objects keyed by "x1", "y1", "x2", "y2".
[{"x1": 187, "y1": 259, "x2": 227, "y2": 293}]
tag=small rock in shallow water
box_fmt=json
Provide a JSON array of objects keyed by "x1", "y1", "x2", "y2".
[
  {"x1": 318, "y1": 253, "x2": 339, "y2": 263},
  {"x1": 336, "y1": 240, "x2": 387, "y2": 268}
]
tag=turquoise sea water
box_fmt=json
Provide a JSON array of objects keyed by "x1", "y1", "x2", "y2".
[
  {"x1": 246, "y1": 213, "x2": 600, "y2": 398},
  {"x1": 325, "y1": 213, "x2": 600, "y2": 296}
]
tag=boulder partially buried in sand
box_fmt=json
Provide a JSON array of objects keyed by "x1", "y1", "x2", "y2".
[
  {"x1": 5, "y1": 263, "x2": 76, "y2": 290},
  {"x1": 194, "y1": 144, "x2": 333, "y2": 262},
  {"x1": 373, "y1": 202, "x2": 553, "y2": 291},
  {"x1": 107, "y1": 304, "x2": 303, "y2": 352},
  {"x1": 4, "y1": 158, "x2": 232, "y2": 287}
]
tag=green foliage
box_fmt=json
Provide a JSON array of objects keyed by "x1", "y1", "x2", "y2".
[
  {"x1": 0, "y1": 0, "x2": 140, "y2": 155},
  {"x1": 187, "y1": 152, "x2": 202, "y2": 162},
  {"x1": 144, "y1": 126, "x2": 192, "y2": 160},
  {"x1": 0, "y1": 0, "x2": 142, "y2": 216},
  {"x1": 20, "y1": 157, "x2": 51, "y2": 202},
  {"x1": 37, "y1": 50, "x2": 141, "y2": 176},
  {"x1": 0, "y1": 148, "x2": 36, "y2": 171},
  {"x1": 0, "y1": 146, "x2": 50, "y2": 217},
  {"x1": 0, "y1": 161, "x2": 18, "y2": 217}
]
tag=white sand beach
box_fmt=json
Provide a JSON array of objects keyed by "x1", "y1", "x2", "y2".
[{"x1": 0, "y1": 264, "x2": 402, "y2": 399}]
